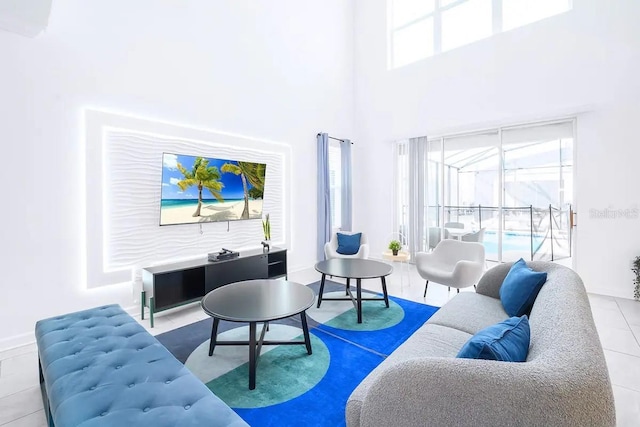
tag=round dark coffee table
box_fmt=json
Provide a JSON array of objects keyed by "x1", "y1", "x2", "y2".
[
  {"x1": 314, "y1": 259, "x2": 393, "y2": 324},
  {"x1": 201, "y1": 279, "x2": 315, "y2": 390}
]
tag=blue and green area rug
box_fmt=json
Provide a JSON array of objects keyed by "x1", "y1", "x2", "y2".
[{"x1": 156, "y1": 280, "x2": 439, "y2": 426}]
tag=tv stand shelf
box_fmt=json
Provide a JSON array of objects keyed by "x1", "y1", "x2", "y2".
[{"x1": 141, "y1": 247, "x2": 287, "y2": 327}]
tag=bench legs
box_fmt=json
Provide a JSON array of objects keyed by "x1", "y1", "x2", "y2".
[{"x1": 39, "y1": 357, "x2": 55, "y2": 427}]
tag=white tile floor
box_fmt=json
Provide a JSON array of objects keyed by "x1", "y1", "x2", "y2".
[{"x1": 1, "y1": 264, "x2": 639, "y2": 426}]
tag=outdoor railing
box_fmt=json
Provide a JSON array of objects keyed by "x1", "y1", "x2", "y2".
[{"x1": 401, "y1": 204, "x2": 572, "y2": 262}]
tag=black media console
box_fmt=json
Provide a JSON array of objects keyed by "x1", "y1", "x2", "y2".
[{"x1": 141, "y1": 247, "x2": 287, "y2": 327}]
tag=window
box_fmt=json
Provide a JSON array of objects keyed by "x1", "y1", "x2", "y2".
[
  {"x1": 394, "y1": 119, "x2": 575, "y2": 262},
  {"x1": 389, "y1": 0, "x2": 572, "y2": 68},
  {"x1": 329, "y1": 142, "x2": 342, "y2": 230},
  {"x1": 441, "y1": 0, "x2": 492, "y2": 52},
  {"x1": 503, "y1": 0, "x2": 572, "y2": 32}
]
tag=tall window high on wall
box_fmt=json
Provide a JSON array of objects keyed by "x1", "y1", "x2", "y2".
[
  {"x1": 389, "y1": 0, "x2": 573, "y2": 68},
  {"x1": 395, "y1": 119, "x2": 575, "y2": 263}
]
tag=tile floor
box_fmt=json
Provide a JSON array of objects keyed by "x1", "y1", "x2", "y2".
[{"x1": 1, "y1": 264, "x2": 639, "y2": 426}]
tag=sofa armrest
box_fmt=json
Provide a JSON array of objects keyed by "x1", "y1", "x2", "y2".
[
  {"x1": 353, "y1": 357, "x2": 614, "y2": 427},
  {"x1": 475, "y1": 262, "x2": 514, "y2": 299}
]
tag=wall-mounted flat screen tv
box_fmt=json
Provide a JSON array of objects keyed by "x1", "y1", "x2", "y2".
[{"x1": 160, "y1": 153, "x2": 267, "y2": 226}]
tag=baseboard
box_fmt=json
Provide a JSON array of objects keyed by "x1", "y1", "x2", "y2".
[
  {"x1": 0, "y1": 304, "x2": 142, "y2": 354},
  {"x1": 0, "y1": 331, "x2": 36, "y2": 354}
]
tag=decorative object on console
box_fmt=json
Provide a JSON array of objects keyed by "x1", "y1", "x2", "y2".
[
  {"x1": 208, "y1": 248, "x2": 240, "y2": 262},
  {"x1": 632, "y1": 255, "x2": 640, "y2": 300},
  {"x1": 160, "y1": 152, "x2": 266, "y2": 226},
  {"x1": 262, "y1": 213, "x2": 271, "y2": 251},
  {"x1": 388, "y1": 240, "x2": 401, "y2": 256}
]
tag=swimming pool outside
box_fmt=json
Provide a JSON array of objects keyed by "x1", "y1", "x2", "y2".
[{"x1": 482, "y1": 230, "x2": 545, "y2": 261}]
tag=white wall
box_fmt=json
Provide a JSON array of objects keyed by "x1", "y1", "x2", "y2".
[
  {"x1": 0, "y1": 0, "x2": 354, "y2": 349},
  {"x1": 353, "y1": 0, "x2": 640, "y2": 299}
]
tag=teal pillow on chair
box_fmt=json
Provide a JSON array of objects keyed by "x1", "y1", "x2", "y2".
[
  {"x1": 336, "y1": 233, "x2": 362, "y2": 255},
  {"x1": 457, "y1": 315, "x2": 530, "y2": 362},
  {"x1": 499, "y1": 258, "x2": 547, "y2": 317}
]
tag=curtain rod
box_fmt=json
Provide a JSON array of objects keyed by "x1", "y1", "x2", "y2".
[{"x1": 317, "y1": 133, "x2": 354, "y2": 144}]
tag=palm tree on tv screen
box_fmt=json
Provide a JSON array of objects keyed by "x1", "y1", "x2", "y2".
[
  {"x1": 221, "y1": 161, "x2": 266, "y2": 219},
  {"x1": 176, "y1": 157, "x2": 224, "y2": 217}
]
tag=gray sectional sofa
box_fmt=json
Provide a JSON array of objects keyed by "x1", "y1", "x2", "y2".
[{"x1": 346, "y1": 261, "x2": 615, "y2": 427}]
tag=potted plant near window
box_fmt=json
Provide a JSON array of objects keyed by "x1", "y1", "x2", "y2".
[{"x1": 388, "y1": 240, "x2": 402, "y2": 256}]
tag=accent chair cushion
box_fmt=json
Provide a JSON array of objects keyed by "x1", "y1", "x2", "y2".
[
  {"x1": 499, "y1": 258, "x2": 548, "y2": 317},
  {"x1": 456, "y1": 315, "x2": 530, "y2": 362},
  {"x1": 336, "y1": 232, "x2": 362, "y2": 255}
]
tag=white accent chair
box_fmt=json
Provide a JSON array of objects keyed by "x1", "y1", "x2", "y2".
[
  {"x1": 415, "y1": 239, "x2": 486, "y2": 297},
  {"x1": 324, "y1": 231, "x2": 369, "y2": 260},
  {"x1": 461, "y1": 227, "x2": 485, "y2": 243}
]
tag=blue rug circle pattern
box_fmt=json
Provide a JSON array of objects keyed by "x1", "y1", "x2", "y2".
[
  {"x1": 155, "y1": 280, "x2": 440, "y2": 427},
  {"x1": 205, "y1": 332, "x2": 329, "y2": 408},
  {"x1": 308, "y1": 291, "x2": 405, "y2": 331}
]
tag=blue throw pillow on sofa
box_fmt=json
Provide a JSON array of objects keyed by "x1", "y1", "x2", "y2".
[
  {"x1": 499, "y1": 258, "x2": 547, "y2": 317},
  {"x1": 457, "y1": 315, "x2": 530, "y2": 362},
  {"x1": 336, "y1": 233, "x2": 362, "y2": 255}
]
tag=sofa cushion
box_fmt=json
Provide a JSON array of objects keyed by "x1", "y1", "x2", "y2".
[
  {"x1": 426, "y1": 292, "x2": 509, "y2": 335},
  {"x1": 500, "y1": 258, "x2": 547, "y2": 317},
  {"x1": 336, "y1": 232, "x2": 361, "y2": 255},
  {"x1": 457, "y1": 315, "x2": 530, "y2": 362}
]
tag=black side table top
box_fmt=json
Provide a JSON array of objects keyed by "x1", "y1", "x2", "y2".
[
  {"x1": 315, "y1": 258, "x2": 393, "y2": 279},
  {"x1": 201, "y1": 279, "x2": 315, "y2": 322}
]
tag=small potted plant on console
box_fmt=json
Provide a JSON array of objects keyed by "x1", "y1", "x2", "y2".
[
  {"x1": 388, "y1": 239, "x2": 402, "y2": 256},
  {"x1": 262, "y1": 213, "x2": 271, "y2": 251}
]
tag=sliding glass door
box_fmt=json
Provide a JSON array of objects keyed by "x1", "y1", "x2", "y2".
[{"x1": 395, "y1": 119, "x2": 575, "y2": 263}]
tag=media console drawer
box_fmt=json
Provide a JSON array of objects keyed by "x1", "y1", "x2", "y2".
[{"x1": 141, "y1": 247, "x2": 287, "y2": 327}]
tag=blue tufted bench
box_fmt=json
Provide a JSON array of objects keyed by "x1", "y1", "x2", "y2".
[{"x1": 35, "y1": 304, "x2": 248, "y2": 427}]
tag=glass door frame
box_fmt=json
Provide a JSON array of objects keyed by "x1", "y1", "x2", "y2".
[{"x1": 424, "y1": 117, "x2": 576, "y2": 265}]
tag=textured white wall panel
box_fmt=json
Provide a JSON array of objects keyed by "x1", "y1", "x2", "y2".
[{"x1": 86, "y1": 110, "x2": 290, "y2": 289}]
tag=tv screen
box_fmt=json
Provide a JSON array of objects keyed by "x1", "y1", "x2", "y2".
[{"x1": 160, "y1": 153, "x2": 267, "y2": 226}]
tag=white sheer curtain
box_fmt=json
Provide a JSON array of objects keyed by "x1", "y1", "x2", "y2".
[{"x1": 407, "y1": 136, "x2": 428, "y2": 259}]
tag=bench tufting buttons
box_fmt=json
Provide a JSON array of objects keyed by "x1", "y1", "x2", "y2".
[
  {"x1": 100, "y1": 412, "x2": 107, "y2": 416},
  {"x1": 90, "y1": 386, "x2": 96, "y2": 390},
  {"x1": 129, "y1": 383, "x2": 134, "y2": 388},
  {"x1": 165, "y1": 380, "x2": 171, "y2": 384},
  {"x1": 143, "y1": 407, "x2": 150, "y2": 412},
  {"x1": 115, "y1": 365, "x2": 122, "y2": 369},
  {"x1": 184, "y1": 405, "x2": 191, "y2": 410}
]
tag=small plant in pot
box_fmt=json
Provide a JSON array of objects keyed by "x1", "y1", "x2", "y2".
[
  {"x1": 388, "y1": 240, "x2": 402, "y2": 256},
  {"x1": 632, "y1": 256, "x2": 640, "y2": 301},
  {"x1": 262, "y1": 213, "x2": 271, "y2": 250}
]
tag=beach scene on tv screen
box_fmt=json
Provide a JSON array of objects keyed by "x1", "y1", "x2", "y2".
[{"x1": 160, "y1": 153, "x2": 266, "y2": 225}]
